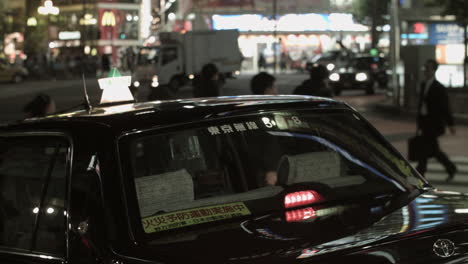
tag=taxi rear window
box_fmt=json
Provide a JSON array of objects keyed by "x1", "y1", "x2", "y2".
[{"x1": 124, "y1": 110, "x2": 424, "y2": 234}]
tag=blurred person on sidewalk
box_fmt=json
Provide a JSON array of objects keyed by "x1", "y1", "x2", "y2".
[
  {"x1": 416, "y1": 59, "x2": 457, "y2": 181},
  {"x1": 23, "y1": 93, "x2": 56, "y2": 118},
  {"x1": 193, "y1": 63, "x2": 221, "y2": 97},
  {"x1": 250, "y1": 72, "x2": 277, "y2": 95},
  {"x1": 258, "y1": 53, "x2": 267, "y2": 71},
  {"x1": 293, "y1": 63, "x2": 333, "y2": 98},
  {"x1": 250, "y1": 72, "x2": 280, "y2": 186}
]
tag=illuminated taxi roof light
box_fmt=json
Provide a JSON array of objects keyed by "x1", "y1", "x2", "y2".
[
  {"x1": 98, "y1": 68, "x2": 134, "y2": 104},
  {"x1": 284, "y1": 191, "x2": 321, "y2": 209}
]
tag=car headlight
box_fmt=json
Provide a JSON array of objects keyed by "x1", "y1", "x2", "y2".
[
  {"x1": 329, "y1": 73, "x2": 340, "y2": 82},
  {"x1": 326, "y1": 63, "x2": 335, "y2": 71},
  {"x1": 133, "y1": 81, "x2": 140, "y2": 88},
  {"x1": 355, "y1": 72, "x2": 368, "y2": 82}
]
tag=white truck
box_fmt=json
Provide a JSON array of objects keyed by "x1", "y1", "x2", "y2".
[{"x1": 133, "y1": 30, "x2": 243, "y2": 93}]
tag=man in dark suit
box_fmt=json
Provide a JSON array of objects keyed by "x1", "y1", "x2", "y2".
[{"x1": 416, "y1": 59, "x2": 457, "y2": 181}]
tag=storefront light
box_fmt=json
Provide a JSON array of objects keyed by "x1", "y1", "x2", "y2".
[
  {"x1": 133, "y1": 15, "x2": 139, "y2": 21},
  {"x1": 80, "y1": 14, "x2": 97, "y2": 25},
  {"x1": 27, "y1": 17, "x2": 38, "y2": 26},
  {"x1": 102, "y1": 11, "x2": 116, "y2": 26},
  {"x1": 126, "y1": 14, "x2": 133, "y2": 21},
  {"x1": 187, "y1": 13, "x2": 196, "y2": 20},
  {"x1": 168, "y1": 13, "x2": 176, "y2": 21}
]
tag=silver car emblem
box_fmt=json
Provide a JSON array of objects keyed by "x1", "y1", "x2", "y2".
[{"x1": 433, "y1": 239, "x2": 455, "y2": 258}]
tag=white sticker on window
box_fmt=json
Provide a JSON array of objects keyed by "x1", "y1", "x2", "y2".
[
  {"x1": 207, "y1": 126, "x2": 221, "y2": 135},
  {"x1": 220, "y1": 125, "x2": 234, "y2": 134}
]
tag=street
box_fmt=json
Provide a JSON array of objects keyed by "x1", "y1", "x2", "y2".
[{"x1": 1, "y1": 73, "x2": 467, "y2": 192}]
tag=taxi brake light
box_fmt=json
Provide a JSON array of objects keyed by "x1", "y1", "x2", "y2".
[
  {"x1": 286, "y1": 208, "x2": 316, "y2": 222},
  {"x1": 284, "y1": 191, "x2": 320, "y2": 208}
]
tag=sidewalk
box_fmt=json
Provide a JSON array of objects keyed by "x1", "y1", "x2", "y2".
[
  {"x1": 374, "y1": 97, "x2": 468, "y2": 125},
  {"x1": 370, "y1": 97, "x2": 468, "y2": 193}
]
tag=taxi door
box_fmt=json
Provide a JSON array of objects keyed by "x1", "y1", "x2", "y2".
[{"x1": 0, "y1": 133, "x2": 71, "y2": 264}]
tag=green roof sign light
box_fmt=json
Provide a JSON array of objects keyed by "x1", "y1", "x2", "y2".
[{"x1": 98, "y1": 68, "x2": 134, "y2": 104}]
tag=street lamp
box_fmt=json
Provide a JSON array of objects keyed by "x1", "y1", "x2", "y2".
[
  {"x1": 37, "y1": 0, "x2": 60, "y2": 47},
  {"x1": 27, "y1": 17, "x2": 38, "y2": 27},
  {"x1": 38, "y1": 0, "x2": 60, "y2": 78},
  {"x1": 38, "y1": 0, "x2": 60, "y2": 16}
]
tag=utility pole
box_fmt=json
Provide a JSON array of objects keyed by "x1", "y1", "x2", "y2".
[
  {"x1": 464, "y1": 22, "x2": 467, "y2": 88},
  {"x1": 389, "y1": 0, "x2": 400, "y2": 106},
  {"x1": 82, "y1": 0, "x2": 87, "y2": 53},
  {"x1": 371, "y1": 0, "x2": 378, "y2": 48},
  {"x1": 273, "y1": 0, "x2": 277, "y2": 74},
  {"x1": 160, "y1": 0, "x2": 166, "y2": 31}
]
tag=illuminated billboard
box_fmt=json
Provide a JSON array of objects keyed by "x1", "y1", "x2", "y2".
[{"x1": 212, "y1": 13, "x2": 368, "y2": 32}]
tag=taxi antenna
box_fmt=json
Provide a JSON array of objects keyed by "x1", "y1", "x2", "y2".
[{"x1": 82, "y1": 73, "x2": 92, "y2": 112}]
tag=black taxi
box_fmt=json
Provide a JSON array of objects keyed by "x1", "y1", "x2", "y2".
[{"x1": 2, "y1": 84, "x2": 468, "y2": 263}]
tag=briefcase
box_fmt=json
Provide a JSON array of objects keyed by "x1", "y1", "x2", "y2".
[{"x1": 407, "y1": 135, "x2": 424, "y2": 161}]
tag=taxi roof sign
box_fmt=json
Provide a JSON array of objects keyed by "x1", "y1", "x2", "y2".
[{"x1": 98, "y1": 68, "x2": 134, "y2": 105}]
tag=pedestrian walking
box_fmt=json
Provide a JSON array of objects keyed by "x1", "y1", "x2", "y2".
[
  {"x1": 280, "y1": 52, "x2": 289, "y2": 72},
  {"x1": 250, "y1": 72, "x2": 277, "y2": 95},
  {"x1": 193, "y1": 63, "x2": 221, "y2": 97},
  {"x1": 258, "y1": 53, "x2": 266, "y2": 71},
  {"x1": 23, "y1": 93, "x2": 56, "y2": 118},
  {"x1": 416, "y1": 59, "x2": 457, "y2": 181},
  {"x1": 293, "y1": 63, "x2": 332, "y2": 98},
  {"x1": 101, "y1": 54, "x2": 111, "y2": 77}
]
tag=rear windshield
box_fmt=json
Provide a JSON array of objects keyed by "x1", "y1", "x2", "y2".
[{"x1": 122, "y1": 110, "x2": 424, "y2": 234}]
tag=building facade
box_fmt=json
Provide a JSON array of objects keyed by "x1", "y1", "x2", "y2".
[
  {"x1": 51, "y1": 0, "x2": 150, "y2": 66},
  {"x1": 163, "y1": 0, "x2": 373, "y2": 72}
]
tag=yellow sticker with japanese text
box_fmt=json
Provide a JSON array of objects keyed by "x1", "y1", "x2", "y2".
[{"x1": 142, "y1": 202, "x2": 251, "y2": 233}]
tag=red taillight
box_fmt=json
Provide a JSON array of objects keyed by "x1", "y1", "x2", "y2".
[
  {"x1": 371, "y1": 63, "x2": 378, "y2": 70},
  {"x1": 284, "y1": 191, "x2": 320, "y2": 208},
  {"x1": 286, "y1": 207, "x2": 316, "y2": 222}
]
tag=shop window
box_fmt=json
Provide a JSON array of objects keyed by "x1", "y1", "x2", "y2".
[{"x1": 0, "y1": 136, "x2": 69, "y2": 256}]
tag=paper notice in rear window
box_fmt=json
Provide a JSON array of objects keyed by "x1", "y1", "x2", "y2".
[
  {"x1": 142, "y1": 202, "x2": 251, "y2": 233},
  {"x1": 135, "y1": 169, "x2": 194, "y2": 217}
]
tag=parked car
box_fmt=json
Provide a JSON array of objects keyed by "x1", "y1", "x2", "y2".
[
  {"x1": 1, "y1": 82, "x2": 468, "y2": 263},
  {"x1": 328, "y1": 55, "x2": 388, "y2": 95},
  {"x1": 0, "y1": 59, "x2": 28, "y2": 83}
]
